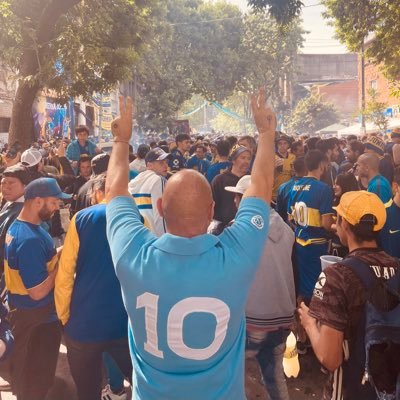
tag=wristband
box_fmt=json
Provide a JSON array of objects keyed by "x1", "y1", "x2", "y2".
[{"x1": 113, "y1": 140, "x2": 130, "y2": 144}]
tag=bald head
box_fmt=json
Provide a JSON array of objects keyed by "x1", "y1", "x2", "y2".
[
  {"x1": 358, "y1": 153, "x2": 380, "y2": 171},
  {"x1": 158, "y1": 170, "x2": 214, "y2": 238},
  {"x1": 357, "y1": 152, "x2": 380, "y2": 181}
]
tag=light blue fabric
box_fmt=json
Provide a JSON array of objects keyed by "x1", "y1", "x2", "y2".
[
  {"x1": 367, "y1": 174, "x2": 392, "y2": 205},
  {"x1": 107, "y1": 196, "x2": 270, "y2": 400},
  {"x1": 66, "y1": 139, "x2": 98, "y2": 161}
]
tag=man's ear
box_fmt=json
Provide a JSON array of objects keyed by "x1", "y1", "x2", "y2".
[
  {"x1": 157, "y1": 197, "x2": 164, "y2": 218},
  {"x1": 208, "y1": 201, "x2": 215, "y2": 223}
]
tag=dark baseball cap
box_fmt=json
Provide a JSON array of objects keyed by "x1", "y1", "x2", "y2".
[
  {"x1": 91, "y1": 153, "x2": 110, "y2": 175},
  {"x1": 24, "y1": 178, "x2": 72, "y2": 200},
  {"x1": 145, "y1": 148, "x2": 171, "y2": 164}
]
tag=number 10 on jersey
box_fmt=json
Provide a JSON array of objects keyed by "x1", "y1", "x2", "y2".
[{"x1": 136, "y1": 292, "x2": 231, "y2": 361}]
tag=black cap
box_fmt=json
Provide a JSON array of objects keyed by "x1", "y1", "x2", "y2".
[
  {"x1": 145, "y1": 148, "x2": 172, "y2": 164},
  {"x1": 91, "y1": 153, "x2": 110, "y2": 175}
]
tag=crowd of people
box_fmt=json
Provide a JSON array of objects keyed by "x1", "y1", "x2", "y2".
[{"x1": 0, "y1": 92, "x2": 398, "y2": 400}]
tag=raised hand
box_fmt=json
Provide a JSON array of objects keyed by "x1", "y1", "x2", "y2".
[
  {"x1": 111, "y1": 96, "x2": 133, "y2": 142},
  {"x1": 250, "y1": 88, "x2": 277, "y2": 134}
]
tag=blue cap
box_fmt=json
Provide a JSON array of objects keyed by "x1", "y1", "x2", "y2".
[{"x1": 24, "y1": 178, "x2": 72, "y2": 200}]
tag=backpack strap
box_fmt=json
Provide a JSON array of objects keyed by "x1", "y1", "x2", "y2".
[{"x1": 340, "y1": 257, "x2": 377, "y2": 290}]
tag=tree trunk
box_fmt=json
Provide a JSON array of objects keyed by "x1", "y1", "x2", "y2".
[
  {"x1": 8, "y1": 0, "x2": 82, "y2": 149},
  {"x1": 8, "y1": 82, "x2": 40, "y2": 149}
]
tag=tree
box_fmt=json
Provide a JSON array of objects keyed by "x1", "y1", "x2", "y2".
[
  {"x1": 322, "y1": 0, "x2": 400, "y2": 81},
  {"x1": 210, "y1": 92, "x2": 254, "y2": 134},
  {"x1": 238, "y1": 13, "x2": 304, "y2": 106},
  {"x1": 134, "y1": 0, "x2": 245, "y2": 131},
  {"x1": 365, "y1": 89, "x2": 389, "y2": 134},
  {"x1": 0, "y1": 0, "x2": 162, "y2": 148},
  {"x1": 287, "y1": 93, "x2": 339, "y2": 134},
  {"x1": 173, "y1": 9, "x2": 304, "y2": 134},
  {"x1": 247, "y1": 0, "x2": 303, "y2": 24}
]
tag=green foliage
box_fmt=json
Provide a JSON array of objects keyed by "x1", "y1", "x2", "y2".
[
  {"x1": 169, "y1": 9, "x2": 304, "y2": 133},
  {"x1": 247, "y1": 0, "x2": 303, "y2": 24},
  {"x1": 238, "y1": 13, "x2": 304, "y2": 105},
  {"x1": 365, "y1": 89, "x2": 389, "y2": 133},
  {"x1": 135, "y1": 0, "x2": 245, "y2": 131},
  {"x1": 288, "y1": 93, "x2": 339, "y2": 134},
  {"x1": 322, "y1": 0, "x2": 400, "y2": 82},
  {"x1": 210, "y1": 92, "x2": 255, "y2": 134},
  {"x1": 0, "y1": 0, "x2": 163, "y2": 101}
]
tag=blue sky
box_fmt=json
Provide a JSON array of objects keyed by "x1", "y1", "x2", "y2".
[{"x1": 226, "y1": 0, "x2": 348, "y2": 54}]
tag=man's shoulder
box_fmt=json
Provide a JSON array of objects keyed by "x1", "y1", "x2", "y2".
[
  {"x1": 7, "y1": 222, "x2": 41, "y2": 248},
  {"x1": 347, "y1": 249, "x2": 400, "y2": 269},
  {"x1": 171, "y1": 149, "x2": 183, "y2": 157},
  {"x1": 76, "y1": 203, "x2": 106, "y2": 219}
]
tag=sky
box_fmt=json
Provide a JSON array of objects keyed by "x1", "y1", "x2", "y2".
[{"x1": 226, "y1": 0, "x2": 348, "y2": 54}]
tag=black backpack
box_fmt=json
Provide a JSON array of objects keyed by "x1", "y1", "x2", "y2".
[{"x1": 341, "y1": 257, "x2": 400, "y2": 400}]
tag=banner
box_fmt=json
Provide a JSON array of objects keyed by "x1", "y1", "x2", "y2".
[{"x1": 32, "y1": 96, "x2": 71, "y2": 141}]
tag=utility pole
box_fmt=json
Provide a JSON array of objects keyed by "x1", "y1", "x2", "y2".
[
  {"x1": 361, "y1": 41, "x2": 366, "y2": 134},
  {"x1": 203, "y1": 102, "x2": 208, "y2": 131}
]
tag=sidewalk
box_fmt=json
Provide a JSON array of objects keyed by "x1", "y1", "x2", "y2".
[{"x1": 0, "y1": 345, "x2": 324, "y2": 399}]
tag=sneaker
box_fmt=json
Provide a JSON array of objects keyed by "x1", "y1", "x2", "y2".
[
  {"x1": 0, "y1": 376, "x2": 12, "y2": 392},
  {"x1": 101, "y1": 384, "x2": 127, "y2": 400}
]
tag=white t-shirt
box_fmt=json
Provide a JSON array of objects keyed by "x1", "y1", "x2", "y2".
[
  {"x1": 128, "y1": 170, "x2": 167, "y2": 237},
  {"x1": 129, "y1": 158, "x2": 146, "y2": 173}
]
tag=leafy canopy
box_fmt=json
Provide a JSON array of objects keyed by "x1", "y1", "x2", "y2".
[
  {"x1": 322, "y1": 0, "x2": 400, "y2": 81},
  {"x1": 288, "y1": 93, "x2": 339, "y2": 134},
  {"x1": 0, "y1": 0, "x2": 163, "y2": 102},
  {"x1": 247, "y1": 0, "x2": 303, "y2": 24}
]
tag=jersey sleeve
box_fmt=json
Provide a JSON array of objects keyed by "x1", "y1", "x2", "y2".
[
  {"x1": 151, "y1": 177, "x2": 167, "y2": 237},
  {"x1": 219, "y1": 197, "x2": 270, "y2": 266},
  {"x1": 55, "y1": 214, "x2": 79, "y2": 325},
  {"x1": 276, "y1": 184, "x2": 288, "y2": 221},
  {"x1": 319, "y1": 185, "x2": 334, "y2": 215},
  {"x1": 17, "y1": 238, "x2": 49, "y2": 289},
  {"x1": 107, "y1": 196, "x2": 156, "y2": 269},
  {"x1": 186, "y1": 157, "x2": 197, "y2": 169}
]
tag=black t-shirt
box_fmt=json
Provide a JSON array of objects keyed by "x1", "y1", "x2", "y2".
[
  {"x1": 379, "y1": 156, "x2": 394, "y2": 184},
  {"x1": 211, "y1": 171, "x2": 240, "y2": 226}
]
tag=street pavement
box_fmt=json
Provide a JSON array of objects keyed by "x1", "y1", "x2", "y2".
[{"x1": 0, "y1": 345, "x2": 324, "y2": 399}]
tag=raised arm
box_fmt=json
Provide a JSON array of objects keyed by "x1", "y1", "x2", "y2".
[
  {"x1": 106, "y1": 96, "x2": 133, "y2": 202},
  {"x1": 243, "y1": 89, "x2": 276, "y2": 204}
]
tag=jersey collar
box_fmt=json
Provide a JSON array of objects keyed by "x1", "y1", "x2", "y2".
[{"x1": 153, "y1": 233, "x2": 220, "y2": 256}]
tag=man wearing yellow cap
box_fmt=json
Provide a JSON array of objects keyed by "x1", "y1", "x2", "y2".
[{"x1": 298, "y1": 191, "x2": 399, "y2": 400}]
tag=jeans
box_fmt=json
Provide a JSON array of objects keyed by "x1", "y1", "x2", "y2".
[
  {"x1": 103, "y1": 352, "x2": 125, "y2": 393},
  {"x1": 8, "y1": 303, "x2": 61, "y2": 400},
  {"x1": 65, "y1": 335, "x2": 132, "y2": 400},
  {"x1": 246, "y1": 329, "x2": 290, "y2": 400}
]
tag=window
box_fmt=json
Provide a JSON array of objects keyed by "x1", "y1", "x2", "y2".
[{"x1": 370, "y1": 80, "x2": 378, "y2": 90}]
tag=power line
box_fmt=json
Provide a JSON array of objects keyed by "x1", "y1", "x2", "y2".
[
  {"x1": 304, "y1": 2, "x2": 323, "y2": 7},
  {"x1": 170, "y1": 16, "x2": 241, "y2": 26}
]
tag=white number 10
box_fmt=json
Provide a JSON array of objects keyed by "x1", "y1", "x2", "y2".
[{"x1": 136, "y1": 292, "x2": 231, "y2": 361}]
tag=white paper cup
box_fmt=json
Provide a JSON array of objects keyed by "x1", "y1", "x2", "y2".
[{"x1": 320, "y1": 255, "x2": 343, "y2": 271}]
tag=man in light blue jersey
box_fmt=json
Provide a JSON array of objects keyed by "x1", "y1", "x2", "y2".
[
  {"x1": 357, "y1": 153, "x2": 393, "y2": 207},
  {"x1": 105, "y1": 90, "x2": 276, "y2": 400}
]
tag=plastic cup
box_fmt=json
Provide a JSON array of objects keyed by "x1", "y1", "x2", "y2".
[{"x1": 320, "y1": 255, "x2": 343, "y2": 271}]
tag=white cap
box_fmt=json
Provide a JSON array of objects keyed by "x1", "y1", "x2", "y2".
[
  {"x1": 21, "y1": 148, "x2": 43, "y2": 167},
  {"x1": 225, "y1": 175, "x2": 251, "y2": 194}
]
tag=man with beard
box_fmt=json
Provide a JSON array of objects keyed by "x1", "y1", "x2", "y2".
[
  {"x1": 4, "y1": 178, "x2": 71, "y2": 400},
  {"x1": 210, "y1": 145, "x2": 252, "y2": 234}
]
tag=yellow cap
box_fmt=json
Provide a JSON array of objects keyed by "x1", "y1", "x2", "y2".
[{"x1": 333, "y1": 191, "x2": 387, "y2": 231}]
